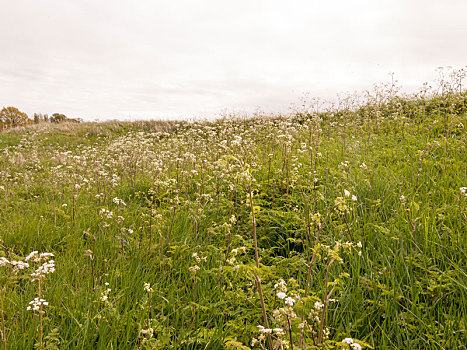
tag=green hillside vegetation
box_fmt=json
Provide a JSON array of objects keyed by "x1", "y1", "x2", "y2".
[{"x1": 0, "y1": 78, "x2": 466, "y2": 349}]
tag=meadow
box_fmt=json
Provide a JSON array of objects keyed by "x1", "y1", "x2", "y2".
[{"x1": 0, "y1": 80, "x2": 466, "y2": 349}]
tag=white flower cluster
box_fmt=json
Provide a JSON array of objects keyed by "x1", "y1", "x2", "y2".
[
  {"x1": 8, "y1": 260, "x2": 30, "y2": 271},
  {"x1": 344, "y1": 189, "x2": 358, "y2": 202},
  {"x1": 0, "y1": 257, "x2": 9, "y2": 267},
  {"x1": 192, "y1": 252, "x2": 207, "y2": 263},
  {"x1": 112, "y1": 197, "x2": 126, "y2": 206},
  {"x1": 100, "y1": 282, "x2": 111, "y2": 302},
  {"x1": 275, "y1": 280, "x2": 296, "y2": 305},
  {"x1": 253, "y1": 326, "x2": 286, "y2": 345},
  {"x1": 461, "y1": 187, "x2": 466, "y2": 197},
  {"x1": 27, "y1": 297, "x2": 48, "y2": 313},
  {"x1": 189, "y1": 265, "x2": 200, "y2": 274},
  {"x1": 99, "y1": 208, "x2": 113, "y2": 219},
  {"x1": 139, "y1": 328, "x2": 154, "y2": 337},
  {"x1": 143, "y1": 282, "x2": 153, "y2": 293},
  {"x1": 341, "y1": 337, "x2": 362, "y2": 350},
  {"x1": 31, "y1": 259, "x2": 55, "y2": 281}
]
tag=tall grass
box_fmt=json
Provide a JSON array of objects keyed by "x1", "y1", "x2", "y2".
[{"x1": 0, "y1": 72, "x2": 466, "y2": 349}]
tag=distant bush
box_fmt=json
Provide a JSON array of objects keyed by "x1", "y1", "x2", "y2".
[
  {"x1": 49, "y1": 113, "x2": 81, "y2": 124},
  {"x1": 50, "y1": 113, "x2": 68, "y2": 123}
]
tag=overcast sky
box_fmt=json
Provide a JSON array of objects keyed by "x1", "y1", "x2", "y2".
[{"x1": 1, "y1": 0, "x2": 466, "y2": 120}]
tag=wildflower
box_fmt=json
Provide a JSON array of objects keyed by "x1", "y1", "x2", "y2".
[
  {"x1": 284, "y1": 296, "x2": 296, "y2": 306},
  {"x1": 352, "y1": 195, "x2": 357, "y2": 202},
  {"x1": 113, "y1": 197, "x2": 126, "y2": 206},
  {"x1": 24, "y1": 251, "x2": 38, "y2": 261},
  {"x1": 0, "y1": 257, "x2": 10, "y2": 267},
  {"x1": 31, "y1": 260, "x2": 55, "y2": 281},
  {"x1": 314, "y1": 301, "x2": 324, "y2": 310},
  {"x1": 342, "y1": 338, "x2": 353, "y2": 344},
  {"x1": 351, "y1": 343, "x2": 362, "y2": 350},
  {"x1": 27, "y1": 298, "x2": 48, "y2": 312},
  {"x1": 276, "y1": 292, "x2": 287, "y2": 300},
  {"x1": 10, "y1": 260, "x2": 30, "y2": 271},
  {"x1": 140, "y1": 328, "x2": 154, "y2": 337},
  {"x1": 274, "y1": 279, "x2": 287, "y2": 293},
  {"x1": 344, "y1": 189, "x2": 351, "y2": 197},
  {"x1": 144, "y1": 282, "x2": 153, "y2": 293},
  {"x1": 461, "y1": 187, "x2": 467, "y2": 196},
  {"x1": 273, "y1": 328, "x2": 284, "y2": 334},
  {"x1": 257, "y1": 325, "x2": 272, "y2": 334},
  {"x1": 189, "y1": 265, "x2": 200, "y2": 273}
]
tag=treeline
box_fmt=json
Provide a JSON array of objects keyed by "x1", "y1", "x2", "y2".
[{"x1": 0, "y1": 106, "x2": 82, "y2": 131}]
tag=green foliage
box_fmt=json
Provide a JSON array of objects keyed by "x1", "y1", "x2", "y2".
[
  {"x1": 0, "y1": 78, "x2": 466, "y2": 349},
  {"x1": 0, "y1": 106, "x2": 32, "y2": 129},
  {"x1": 49, "y1": 113, "x2": 68, "y2": 123}
]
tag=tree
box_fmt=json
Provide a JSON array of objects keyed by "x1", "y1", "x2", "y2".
[
  {"x1": 0, "y1": 106, "x2": 31, "y2": 130},
  {"x1": 50, "y1": 113, "x2": 67, "y2": 123},
  {"x1": 33, "y1": 113, "x2": 49, "y2": 124}
]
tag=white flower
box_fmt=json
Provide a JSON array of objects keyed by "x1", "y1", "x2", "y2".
[
  {"x1": 351, "y1": 343, "x2": 362, "y2": 350},
  {"x1": 140, "y1": 328, "x2": 154, "y2": 337},
  {"x1": 314, "y1": 301, "x2": 324, "y2": 310},
  {"x1": 276, "y1": 292, "x2": 287, "y2": 300},
  {"x1": 344, "y1": 189, "x2": 351, "y2": 197},
  {"x1": 257, "y1": 326, "x2": 272, "y2": 334},
  {"x1": 274, "y1": 279, "x2": 287, "y2": 293},
  {"x1": 113, "y1": 197, "x2": 126, "y2": 206},
  {"x1": 342, "y1": 338, "x2": 354, "y2": 344},
  {"x1": 357, "y1": 241, "x2": 362, "y2": 248},
  {"x1": 27, "y1": 298, "x2": 48, "y2": 312},
  {"x1": 24, "y1": 251, "x2": 38, "y2": 261},
  {"x1": 461, "y1": 187, "x2": 467, "y2": 196},
  {"x1": 352, "y1": 195, "x2": 357, "y2": 202},
  {"x1": 144, "y1": 282, "x2": 153, "y2": 293},
  {"x1": 189, "y1": 265, "x2": 200, "y2": 273},
  {"x1": 284, "y1": 296, "x2": 295, "y2": 306},
  {"x1": 0, "y1": 257, "x2": 10, "y2": 266},
  {"x1": 10, "y1": 260, "x2": 29, "y2": 270},
  {"x1": 31, "y1": 260, "x2": 55, "y2": 281}
]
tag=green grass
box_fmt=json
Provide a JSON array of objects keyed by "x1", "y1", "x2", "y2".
[{"x1": 0, "y1": 88, "x2": 466, "y2": 349}]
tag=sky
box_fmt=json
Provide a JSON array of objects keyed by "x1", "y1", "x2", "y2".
[{"x1": 1, "y1": 0, "x2": 466, "y2": 121}]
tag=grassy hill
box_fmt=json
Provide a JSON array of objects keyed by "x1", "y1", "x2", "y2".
[{"x1": 0, "y1": 89, "x2": 466, "y2": 349}]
